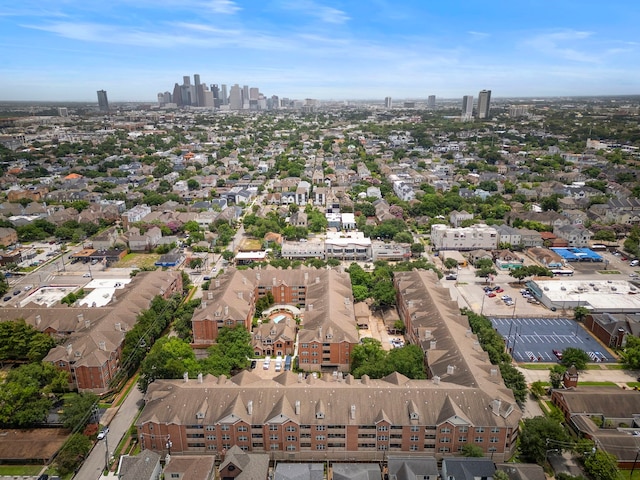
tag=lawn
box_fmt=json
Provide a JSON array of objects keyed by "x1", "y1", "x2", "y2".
[
  {"x1": 578, "y1": 381, "x2": 618, "y2": 386},
  {"x1": 0, "y1": 465, "x2": 43, "y2": 475},
  {"x1": 520, "y1": 364, "x2": 554, "y2": 370},
  {"x1": 597, "y1": 270, "x2": 621, "y2": 274},
  {"x1": 114, "y1": 253, "x2": 160, "y2": 269}
]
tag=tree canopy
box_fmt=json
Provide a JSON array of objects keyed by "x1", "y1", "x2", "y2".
[{"x1": 350, "y1": 339, "x2": 426, "y2": 379}]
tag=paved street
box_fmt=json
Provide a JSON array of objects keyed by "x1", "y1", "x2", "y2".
[{"x1": 73, "y1": 387, "x2": 144, "y2": 480}]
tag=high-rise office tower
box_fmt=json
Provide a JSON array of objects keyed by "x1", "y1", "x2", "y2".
[
  {"x1": 461, "y1": 95, "x2": 473, "y2": 119},
  {"x1": 384, "y1": 97, "x2": 392, "y2": 108},
  {"x1": 242, "y1": 85, "x2": 250, "y2": 109},
  {"x1": 229, "y1": 84, "x2": 242, "y2": 110},
  {"x1": 220, "y1": 84, "x2": 228, "y2": 105},
  {"x1": 172, "y1": 83, "x2": 182, "y2": 106},
  {"x1": 97, "y1": 90, "x2": 109, "y2": 111},
  {"x1": 477, "y1": 89, "x2": 492, "y2": 119},
  {"x1": 427, "y1": 95, "x2": 436, "y2": 109},
  {"x1": 183, "y1": 76, "x2": 191, "y2": 86},
  {"x1": 193, "y1": 74, "x2": 201, "y2": 106},
  {"x1": 211, "y1": 84, "x2": 221, "y2": 108}
]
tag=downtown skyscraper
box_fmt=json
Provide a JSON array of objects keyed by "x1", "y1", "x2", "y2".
[
  {"x1": 97, "y1": 90, "x2": 109, "y2": 111},
  {"x1": 461, "y1": 95, "x2": 473, "y2": 119},
  {"x1": 477, "y1": 89, "x2": 492, "y2": 119}
]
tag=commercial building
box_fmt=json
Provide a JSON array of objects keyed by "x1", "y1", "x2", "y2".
[
  {"x1": 97, "y1": 89, "x2": 109, "y2": 111},
  {"x1": 477, "y1": 90, "x2": 491, "y2": 119},
  {"x1": 461, "y1": 95, "x2": 473, "y2": 119}
]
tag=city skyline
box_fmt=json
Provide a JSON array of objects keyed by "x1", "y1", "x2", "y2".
[{"x1": 0, "y1": 0, "x2": 638, "y2": 102}]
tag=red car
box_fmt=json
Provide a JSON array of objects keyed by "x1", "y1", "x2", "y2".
[
  {"x1": 487, "y1": 292, "x2": 497, "y2": 298},
  {"x1": 495, "y1": 288, "x2": 504, "y2": 293}
]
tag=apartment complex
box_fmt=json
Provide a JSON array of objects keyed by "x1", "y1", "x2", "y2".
[
  {"x1": 0, "y1": 270, "x2": 183, "y2": 392},
  {"x1": 192, "y1": 267, "x2": 358, "y2": 371},
  {"x1": 430, "y1": 224, "x2": 499, "y2": 251},
  {"x1": 137, "y1": 268, "x2": 520, "y2": 462}
]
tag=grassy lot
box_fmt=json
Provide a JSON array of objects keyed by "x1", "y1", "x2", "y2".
[
  {"x1": 520, "y1": 364, "x2": 554, "y2": 370},
  {"x1": 114, "y1": 253, "x2": 160, "y2": 269},
  {"x1": 604, "y1": 363, "x2": 626, "y2": 370},
  {"x1": 597, "y1": 270, "x2": 621, "y2": 274},
  {"x1": 0, "y1": 465, "x2": 43, "y2": 475},
  {"x1": 578, "y1": 381, "x2": 618, "y2": 386}
]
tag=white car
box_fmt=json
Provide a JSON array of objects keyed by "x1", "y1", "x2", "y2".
[
  {"x1": 83, "y1": 273, "x2": 91, "y2": 278},
  {"x1": 97, "y1": 427, "x2": 109, "y2": 440}
]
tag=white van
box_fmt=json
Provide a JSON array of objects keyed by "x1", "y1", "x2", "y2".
[
  {"x1": 631, "y1": 260, "x2": 639, "y2": 267},
  {"x1": 263, "y1": 356, "x2": 271, "y2": 370},
  {"x1": 274, "y1": 355, "x2": 283, "y2": 372}
]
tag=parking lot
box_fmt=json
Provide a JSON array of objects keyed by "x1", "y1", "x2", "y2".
[{"x1": 490, "y1": 317, "x2": 616, "y2": 363}]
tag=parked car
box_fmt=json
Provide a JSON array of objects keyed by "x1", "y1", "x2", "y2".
[
  {"x1": 553, "y1": 349, "x2": 563, "y2": 360},
  {"x1": 495, "y1": 288, "x2": 504, "y2": 293},
  {"x1": 487, "y1": 292, "x2": 496, "y2": 298},
  {"x1": 13, "y1": 290, "x2": 20, "y2": 296},
  {"x1": 3, "y1": 296, "x2": 11, "y2": 302},
  {"x1": 97, "y1": 427, "x2": 109, "y2": 440}
]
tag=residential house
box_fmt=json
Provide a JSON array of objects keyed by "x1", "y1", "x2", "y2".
[
  {"x1": 289, "y1": 211, "x2": 308, "y2": 228},
  {"x1": 121, "y1": 204, "x2": 152, "y2": 229},
  {"x1": 583, "y1": 313, "x2": 640, "y2": 349},
  {"x1": 430, "y1": 224, "x2": 498, "y2": 251},
  {"x1": 127, "y1": 226, "x2": 162, "y2": 252},
  {"x1": 91, "y1": 226, "x2": 120, "y2": 250},
  {"x1": 441, "y1": 458, "x2": 496, "y2": 480},
  {"x1": 274, "y1": 463, "x2": 323, "y2": 480},
  {"x1": 449, "y1": 210, "x2": 473, "y2": 227},
  {"x1": 0, "y1": 227, "x2": 18, "y2": 247},
  {"x1": 387, "y1": 455, "x2": 439, "y2": 480},
  {"x1": 494, "y1": 250, "x2": 524, "y2": 270},
  {"x1": 553, "y1": 225, "x2": 592, "y2": 248},
  {"x1": 494, "y1": 225, "x2": 522, "y2": 248},
  {"x1": 518, "y1": 229, "x2": 543, "y2": 248},
  {"x1": 218, "y1": 445, "x2": 269, "y2": 480},
  {"x1": 116, "y1": 450, "x2": 161, "y2": 480},
  {"x1": 332, "y1": 464, "x2": 381, "y2": 480},
  {"x1": 526, "y1": 247, "x2": 564, "y2": 269},
  {"x1": 163, "y1": 455, "x2": 216, "y2": 480}
]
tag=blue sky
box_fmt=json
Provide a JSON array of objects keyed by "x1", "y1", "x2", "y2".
[{"x1": 1, "y1": 0, "x2": 638, "y2": 102}]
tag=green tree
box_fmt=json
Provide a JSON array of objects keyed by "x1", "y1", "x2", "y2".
[
  {"x1": 461, "y1": 444, "x2": 484, "y2": 457},
  {"x1": 621, "y1": 335, "x2": 640, "y2": 370},
  {"x1": 350, "y1": 338, "x2": 386, "y2": 376},
  {"x1": 519, "y1": 416, "x2": 570, "y2": 464},
  {"x1": 371, "y1": 279, "x2": 396, "y2": 308},
  {"x1": 573, "y1": 306, "x2": 589, "y2": 323},
  {"x1": 60, "y1": 392, "x2": 98, "y2": 430},
  {"x1": 560, "y1": 347, "x2": 590, "y2": 370},
  {"x1": 550, "y1": 364, "x2": 567, "y2": 389},
  {"x1": 583, "y1": 449, "x2": 619, "y2": 480},
  {"x1": 200, "y1": 326, "x2": 254, "y2": 376},
  {"x1": 55, "y1": 433, "x2": 92, "y2": 475},
  {"x1": 499, "y1": 363, "x2": 527, "y2": 403},
  {"x1": 410, "y1": 243, "x2": 424, "y2": 255},
  {"x1": 386, "y1": 345, "x2": 426, "y2": 379},
  {"x1": 139, "y1": 337, "x2": 200, "y2": 392},
  {"x1": 352, "y1": 284, "x2": 370, "y2": 302},
  {"x1": 444, "y1": 258, "x2": 459, "y2": 270}
]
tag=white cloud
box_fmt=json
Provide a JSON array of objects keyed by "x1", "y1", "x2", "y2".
[
  {"x1": 278, "y1": 0, "x2": 349, "y2": 24},
  {"x1": 525, "y1": 30, "x2": 598, "y2": 63},
  {"x1": 204, "y1": 0, "x2": 241, "y2": 14}
]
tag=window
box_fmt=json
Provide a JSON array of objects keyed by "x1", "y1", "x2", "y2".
[
  {"x1": 270, "y1": 435, "x2": 278, "y2": 441},
  {"x1": 459, "y1": 426, "x2": 468, "y2": 433},
  {"x1": 222, "y1": 435, "x2": 230, "y2": 441},
  {"x1": 410, "y1": 426, "x2": 419, "y2": 432},
  {"x1": 238, "y1": 436, "x2": 248, "y2": 442},
  {"x1": 286, "y1": 426, "x2": 296, "y2": 432},
  {"x1": 221, "y1": 425, "x2": 230, "y2": 431},
  {"x1": 287, "y1": 445, "x2": 296, "y2": 451},
  {"x1": 206, "y1": 425, "x2": 215, "y2": 431},
  {"x1": 491, "y1": 427, "x2": 500, "y2": 433},
  {"x1": 287, "y1": 435, "x2": 297, "y2": 441},
  {"x1": 269, "y1": 425, "x2": 278, "y2": 431},
  {"x1": 207, "y1": 435, "x2": 216, "y2": 441},
  {"x1": 378, "y1": 435, "x2": 388, "y2": 441},
  {"x1": 270, "y1": 444, "x2": 279, "y2": 450},
  {"x1": 378, "y1": 444, "x2": 388, "y2": 451},
  {"x1": 316, "y1": 444, "x2": 326, "y2": 450},
  {"x1": 440, "y1": 437, "x2": 450, "y2": 443},
  {"x1": 475, "y1": 437, "x2": 484, "y2": 443},
  {"x1": 378, "y1": 426, "x2": 388, "y2": 432},
  {"x1": 316, "y1": 426, "x2": 325, "y2": 431},
  {"x1": 316, "y1": 435, "x2": 325, "y2": 441},
  {"x1": 440, "y1": 427, "x2": 451, "y2": 433},
  {"x1": 410, "y1": 435, "x2": 419, "y2": 441},
  {"x1": 490, "y1": 437, "x2": 499, "y2": 443},
  {"x1": 237, "y1": 426, "x2": 248, "y2": 432},
  {"x1": 410, "y1": 445, "x2": 418, "y2": 451},
  {"x1": 439, "y1": 447, "x2": 450, "y2": 453},
  {"x1": 475, "y1": 427, "x2": 484, "y2": 433},
  {"x1": 458, "y1": 436, "x2": 467, "y2": 442}
]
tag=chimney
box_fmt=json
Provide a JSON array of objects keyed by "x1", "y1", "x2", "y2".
[
  {"x1": 308, "y1": 304, "x2": 313, "y2": 312},
  {"x1": 238, "y1": 291, "x2": 243, "y2": 300},
  {"x1": 492, "y1": 399, "x2": 502, "y2": 415},
  {"x1": 432, "y1": 375, "x2": 440, "y2": 385},
  {"x1": 215, "y1": 279, "x2": 220, "y2": 288},
  {"x1": 295, "y1": 400, "x2": 300, "y2": 415},
  {"x1": 430, "y1": 340, "x2": 437, "y2": 350},
  {"x1": 224, "y1": 305, "x2": 229, "y2": 316},
  {"x1": 85, "y1": 320, "x2": 90, "y2": 328},
  {"x1": 77, "y1": 313, "x2": 84, "y2": 323},
  {"x1": 198, "y1": 372, "x2": 203, "y2": 383},
  {"x1": 304, "y1": 272, "x2": 308, "y2": 282},
  {"x1": 243, "y1": 277, "x2": 247, "y2": 285},
  {"x1": 272, "y1": 277, "x2": 277, "y2": 286},
  {"x1": 183, "y1": 372, "x2": 189, "y2": 382},
  {"x1": 256, "y1": 272, "x2": 260, "y2": 280},
  {"x1": 208, "y1": 292, "x2": 213, "y2": 300},
  {"x1": 316, "y1": 276, "x2": 320, "y2": 284},
  {"x1": 247, "y1": 400, "x2": 253, "y2": 415},
  {"x1": 115, "y1": 322, "x2": 121, "y2": 331},
  {"x1": 66, "y1": 344, "x2": 73, "y2": 357},
  {"x1": 447, "y1": 365, "x2": 455, "y2": 374},
  {"x1": 35, "y1": 314, "x2": 41, "y2": 326},
  {"x1": 98, "y1": 341, "x2": 106, "y2": 351},
  {"x1": 350, "y1": 404, "x2": 356, "y2": 420},
  {"x1": 490, "y1": 368, "x2": 497, "y2": 377}
]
